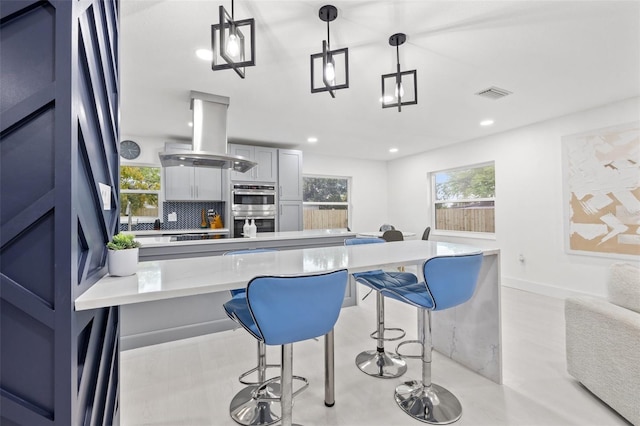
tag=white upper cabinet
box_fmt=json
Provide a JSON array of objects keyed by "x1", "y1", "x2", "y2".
[
  {"x1": 228, "y1": 143, "x2": 277, "y2": 183},
  {"x1": 164, "y1": 143, "x2": 223, "y2": 201}
]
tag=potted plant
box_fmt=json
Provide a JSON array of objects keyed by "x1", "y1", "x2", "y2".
[{"x1": 106, "y1": 233, "x2": 141, "y2": 276}]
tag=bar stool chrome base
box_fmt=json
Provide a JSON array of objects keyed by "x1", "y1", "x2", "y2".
[
  {"x1": 230, "y1": 383, "x2": 281, "y2": 426},
  {"x1": 394, "y1": 380, "x2": 463, "y2": 425},
  {"x1": 355, "y1": 349, "x2": 407, "y2": 378}
]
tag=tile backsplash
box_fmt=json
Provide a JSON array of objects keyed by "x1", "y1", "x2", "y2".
[{"x1": 120, "y1": 201, "x2": 225, "y2": 232}]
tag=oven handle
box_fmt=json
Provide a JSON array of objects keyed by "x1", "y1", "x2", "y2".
[
  {"x1": 234, "y1": 216, "x2": 276, "y2": 220},
  {"x1": 233, "y1": 191, "x2": 276, "y2": 196}
]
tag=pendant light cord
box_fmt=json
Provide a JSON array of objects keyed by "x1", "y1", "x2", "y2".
[{"x1": 326, "y1": 19, "x2": 331, "y2": 50}]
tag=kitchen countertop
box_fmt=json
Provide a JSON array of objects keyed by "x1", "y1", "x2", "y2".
[
  {"x1": 75, "y1": 240, "x2": 484, "y2": 311},
  {"x1": 134, "y1": 229, "x2": 354, "y2": 248},
  {"x1": 126, "y1": 228, "x2": 230, "y2": 237}
]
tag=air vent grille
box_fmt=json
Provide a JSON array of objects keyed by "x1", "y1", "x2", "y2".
[{"x1": 475, "y1": 86, "x2": 512, "y2": 100}]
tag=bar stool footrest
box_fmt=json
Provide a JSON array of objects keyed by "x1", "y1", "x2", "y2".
[
  {"x1": 253, "y1": 375, "x2": 309, "y2": 401},
  {"x1": 370, "y1": 326, "x2": 406, "y2": 342},
  {"x1": 395, "y1": 339, "x2": 423, "y2": 359},
  {"x1": 239, "y1": 363, "x2": 281, "y2": 386}
]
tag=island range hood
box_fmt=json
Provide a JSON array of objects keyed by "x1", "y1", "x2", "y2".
[{"x1": 158, "y1": 91, "x2": 257, "y2": 173}]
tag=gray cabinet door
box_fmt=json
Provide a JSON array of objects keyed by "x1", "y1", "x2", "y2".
[
  {"x1": 254, "y1": 146, "x2": 277, "y2": 182},
  {"x1": 278, "y1": 149, "x2": 303, "y2": 201},
  {"x1": 165, "y1": 165, "x2": 194, "y2": 200},
  {"x1": 164, "y1": 143, "x2": 222, "y2": 200},
  {"x1": 279, "y1": 201, "x2": 303, "y2": 231},
  {"x1": 229, "y1": 144, "x2": 278, "y2": 183},
  {"x1": 194, "y1": 167, "x2": 222, "y2": 200}
]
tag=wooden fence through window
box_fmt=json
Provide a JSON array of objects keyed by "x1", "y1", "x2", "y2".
[
  {"x1": 302, "y1": 207, "x2": 494, "y2": 233},
  {"x1": 436, "y1": 208, "x2": 495, "y2": 233},
  {"x1": 304, "y1": 209, "x2": 348, "y2": 229}
]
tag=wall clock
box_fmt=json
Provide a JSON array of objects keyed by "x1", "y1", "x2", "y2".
[{"x1": 120, "y1": 140, "x2": 141, "y2": 160}]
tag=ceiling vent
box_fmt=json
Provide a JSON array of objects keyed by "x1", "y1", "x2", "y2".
[{"x1": 475, "y1": 86, "x2": 512, "y2": 100}]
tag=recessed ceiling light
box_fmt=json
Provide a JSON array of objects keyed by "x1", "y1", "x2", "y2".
[
  {"x1": 188, "y1": 122, "x2": 193, "y2": 127},
  {"x1": 389, "y1": 148, "x2": 399, "y2": 153},
  {"x1": 480, "y1": 119, "x2": 494, "y2": 126},
  {"x1": 196, "y1": 49, "x2": 213, "y2": 61},
  {"x1": 307, "y1": 137, "x2": 318, "y2": 143}
]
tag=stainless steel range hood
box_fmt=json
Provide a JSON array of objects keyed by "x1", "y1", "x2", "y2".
[{"x1": 158, "y1": 91, "x2": 257, "y2": 173}]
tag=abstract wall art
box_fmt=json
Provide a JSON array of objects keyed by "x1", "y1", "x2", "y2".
[{"x1": 563, "y1": 121, "x2": 640, "y2": 258}]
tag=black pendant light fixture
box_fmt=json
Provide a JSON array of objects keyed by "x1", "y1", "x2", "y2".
[
  {"x1": 310, "y1": 5, "x2": 349, "y2": 98},
  {"x1": 211, "y1": 0, "x2": 255, "y2": 78},
  {"x1": 381, "y1": 33, "x2": 417, "y2": 111}
]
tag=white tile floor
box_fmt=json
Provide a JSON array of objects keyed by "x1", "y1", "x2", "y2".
[{"x1": 120, "y1": 287, "x2": 631, "y2": 425}]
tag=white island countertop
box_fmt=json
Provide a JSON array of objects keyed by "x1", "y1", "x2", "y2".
[{"x1": 75, "y1": 240, "x2": 484, "y2": 311}]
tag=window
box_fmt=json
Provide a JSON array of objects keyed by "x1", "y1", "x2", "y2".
[
  {"x1": 432, "y1": 163, "x2": 495, "y2": 234},
  {"x1": 303, "y1": 176, "x2": 350, "y2": 230},
  {"x1": 120, "y1": 165, "x2": 161, "y2": 221}
]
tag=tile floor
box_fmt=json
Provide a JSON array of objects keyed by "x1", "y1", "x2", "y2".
[{"x1": 120, "y1": 287, "x2": 631, "y2": 425}]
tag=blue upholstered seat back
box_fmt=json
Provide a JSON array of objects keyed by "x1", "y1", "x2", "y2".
[
  {"x1": 423, "y1": 254, "x2": 483, "y2": 311},
  {"x1": 246, "y1": 270, "x2": 348, "y2": 345},
  {"x1": 344, "y1": 237, "x2": 385, "y2": 245},
  {"x1": 224, "y1": 249, "x2": 277, "y2": 297}
]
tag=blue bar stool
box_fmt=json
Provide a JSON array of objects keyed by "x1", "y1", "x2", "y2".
[
  {"x1": 224, "y1": 269, "x2": 348, "y2": 426},
  {"x1": 224, "y1": 249, "x2": 280, "y2": 426},
  {"x1": 381, "y1": 254, "x2": 483, "y2": 424},
  {"x1": 345, "y1": 238, "x2": 418, "y2": 378}
]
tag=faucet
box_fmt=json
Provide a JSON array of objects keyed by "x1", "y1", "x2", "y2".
[{"x1": 126, "y1": 201, "x2": 132, "y2": 231}]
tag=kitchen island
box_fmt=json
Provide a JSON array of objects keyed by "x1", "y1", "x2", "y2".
[
  {"x1": 118, "y1": 229, "x2": 356, "y2": 349},
  {"x1": 77, "y1": 239, "x2": 502, "y2": 386}
]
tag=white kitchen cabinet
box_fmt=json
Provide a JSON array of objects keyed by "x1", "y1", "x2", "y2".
[
  {"x1": 278, "y1": 149, "x2": 303, "y2": 201},
  {"x1": 278, "y1": 201, "x2": 303, "y2": 232},
  {"x1": 164, "y1": 143, "x2": 223, "y2": 201},
  {"x1": 228, "y1": 143, "x2": 277, "y2": 182}
]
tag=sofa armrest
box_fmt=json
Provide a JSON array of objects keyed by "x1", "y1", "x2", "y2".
[{"x1": 565, "y1": 296, "x2": 640, "y2": 425}]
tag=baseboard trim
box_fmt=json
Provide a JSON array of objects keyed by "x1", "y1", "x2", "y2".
[{"x1": 502, "y1": 276, "x2": 603, "y2": 300}]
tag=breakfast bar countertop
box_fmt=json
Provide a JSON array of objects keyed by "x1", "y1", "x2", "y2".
[{"x1": 75, "y1": 240, "x2": 485, "y2": 311}]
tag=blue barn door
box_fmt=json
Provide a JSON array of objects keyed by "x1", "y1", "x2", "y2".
[{"x1": 1, "y1": 0, "x2": 121, "y2": 424}]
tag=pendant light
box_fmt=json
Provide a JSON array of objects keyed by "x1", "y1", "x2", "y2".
[
  {"x1": 381, "y1": 33, "x2": 417, "y2": 111},
  {"x1": 211, "y1": 0, "x2": 255, "y2": 78},
  {"x1": 310, "y1": 5, "x2": 349, "y2": 98}
]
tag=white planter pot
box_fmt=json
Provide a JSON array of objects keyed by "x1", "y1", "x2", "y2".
[{"x1": 107, "y1": 247, "x2": 139, "y2": 277}]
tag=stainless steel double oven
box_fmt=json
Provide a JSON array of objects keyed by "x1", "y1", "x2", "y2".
[{"x1": 231, "y1": 184, "x2": 276, "y2": 237}]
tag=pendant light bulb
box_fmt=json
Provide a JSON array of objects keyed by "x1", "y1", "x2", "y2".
[
  {"x1": 227, "y1": 32, "x2": 240, "y2": 58},
  {"x1": 325, "y1": 60, "x2": 336, "y2": 83},
  {"x1": 395, "y1": 82, "x2": 405, "y2": 98}
]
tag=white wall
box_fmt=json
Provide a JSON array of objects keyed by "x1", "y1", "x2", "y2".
[
  {"x1": 303, "y1": 153, "x2": 389, "y2": 234},
  {"x1": 387, "y1": 97, "x2": 640, "y2": 299}
]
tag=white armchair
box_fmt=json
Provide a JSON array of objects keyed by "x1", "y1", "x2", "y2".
[{"x1": 565, "y1": 262, "x2": 640, "y2": 425}]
